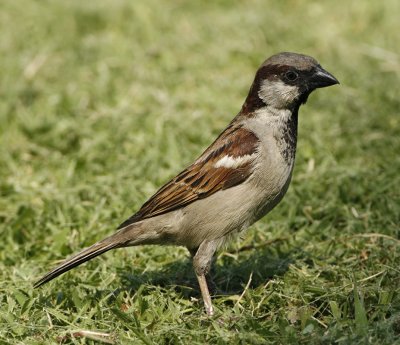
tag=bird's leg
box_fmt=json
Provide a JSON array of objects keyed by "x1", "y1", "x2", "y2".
[
  {"x1": 189, "y1": 248, "x2": 217, "y2": 294},
  {"x1": 196, "y1": 273, "x2": 213, "y2": 316},
  {"x1": 191, "y1": 240, "x2": 218, "y2": 316}
]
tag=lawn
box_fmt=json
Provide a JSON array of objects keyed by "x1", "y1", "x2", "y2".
[{"x1": 0, "y1": 0, "x2": 399, "y2": 344}]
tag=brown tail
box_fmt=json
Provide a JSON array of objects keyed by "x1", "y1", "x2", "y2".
[{"x1": 34, "y1": 238, "x2": 122, "y2": 288}]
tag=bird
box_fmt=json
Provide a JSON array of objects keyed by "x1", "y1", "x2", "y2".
[{"x1": 34, "y1": 52, "x2": 339, "y2": 316}]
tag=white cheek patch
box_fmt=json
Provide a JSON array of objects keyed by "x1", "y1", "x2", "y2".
[
  {"x1": 214, "y1": 154, "x2": 255, "y2": 169},
  {"x1": 258, "y1": 80, "x2": 300, "y2": 108}
]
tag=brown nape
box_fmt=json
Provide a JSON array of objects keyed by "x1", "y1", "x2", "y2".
[{"x1": 241, "y1": 64, "x2": 292, "y2": 114}]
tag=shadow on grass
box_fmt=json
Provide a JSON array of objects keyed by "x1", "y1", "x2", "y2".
[{"x1": 114, "y1": 239, "x2": 300, "y2": 300}]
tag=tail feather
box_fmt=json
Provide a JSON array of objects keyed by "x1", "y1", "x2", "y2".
[{"x1": 34, "y1": 240, "x2": 121, "y2": 288}]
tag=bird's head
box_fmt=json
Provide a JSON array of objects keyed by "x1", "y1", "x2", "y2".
[{"x1": 243, "y1": 52, "x2": 339, "y2": 112}]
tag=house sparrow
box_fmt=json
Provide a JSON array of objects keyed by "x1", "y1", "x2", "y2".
[{"x1": 34, "y1": 52, "x2": 339, "y2": 316}]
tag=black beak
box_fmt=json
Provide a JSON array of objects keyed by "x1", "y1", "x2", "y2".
[{"x1": 309, "y1": 66, "x2": 339, "y2": 89}]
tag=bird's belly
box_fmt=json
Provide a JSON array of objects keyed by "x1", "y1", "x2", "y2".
[
  {"x1": 251, "y1": 163, "x2": 293, "y2": 223},
  {"x1": 250, "y1": 133, "x2": 296, "y2": 222},
  {"x1": 165, "y1": 161, "x2": 293, "y2": 249}
]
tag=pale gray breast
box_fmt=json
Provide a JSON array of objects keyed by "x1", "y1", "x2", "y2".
[{"x1": 242, "y1": 107, "x2": 298, "y2": 222}]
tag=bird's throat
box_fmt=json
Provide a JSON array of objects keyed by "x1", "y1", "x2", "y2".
[{"x1": 278, "y1": 109, "x2": 298, "y2": 163}]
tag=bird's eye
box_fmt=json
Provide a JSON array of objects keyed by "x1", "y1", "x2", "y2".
[{"x1": 285, "y1": 71, "x2": 298, "y2": 81}]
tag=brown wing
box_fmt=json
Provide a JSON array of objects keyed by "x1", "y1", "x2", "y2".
[{"x1": 117, "y1": 125, "x2": 259, "y2": 228}]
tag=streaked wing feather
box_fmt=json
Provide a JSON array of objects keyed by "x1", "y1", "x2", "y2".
[{"x1": 117, "y1": 125, "x2": 259, "y2": 228}]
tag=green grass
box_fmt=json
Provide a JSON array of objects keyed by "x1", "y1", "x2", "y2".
[{"x1": 1, "y1": 0, "x2": 399, "y2": 343}]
